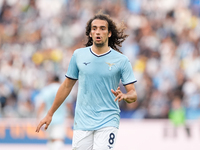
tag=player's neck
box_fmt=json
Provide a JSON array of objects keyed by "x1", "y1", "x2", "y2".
[{"x1": 91, "y1": 45, "x2": 110, "y2": 55}]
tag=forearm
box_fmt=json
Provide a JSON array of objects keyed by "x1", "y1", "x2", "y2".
[
  {"x1": 35, "y1": 78, "x2": 76, "y2": 133},
  {"x1": 48, "y1": 78, "x2": 76, "y2": 116},
  {"x1": 111, "y1": 84, "x2": 137, "y2": 103}
]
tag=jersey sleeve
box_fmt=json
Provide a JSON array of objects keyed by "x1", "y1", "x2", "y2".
[
  {"x1": 121, "y1": 58, "x2": 137, "y2": 85},
  {"x1": 65, "y1": 52, "x2": 79, "y2": 80}
]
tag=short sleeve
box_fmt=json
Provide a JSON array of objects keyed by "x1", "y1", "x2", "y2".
[
  {"x1": 121, "y1": 58, "x2": 137, "y2": 85},
  {"x1": 65, "y1": 53, "x2": 79, "y2": 80}
]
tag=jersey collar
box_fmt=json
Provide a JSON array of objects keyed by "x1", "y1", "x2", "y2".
[{"x1": 90, "y1": 47, "x2": 111, "y2": 57}]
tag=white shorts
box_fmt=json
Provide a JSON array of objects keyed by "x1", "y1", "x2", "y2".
[
  {"x1": 72, "y1": 127, "x2": 118, "y2": 150},
  {"x1": 46, "y1": 124, "x2": 66, "y2": 140}
]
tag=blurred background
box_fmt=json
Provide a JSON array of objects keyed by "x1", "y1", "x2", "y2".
[{"x1": 0, "y1": 0, "x2": 200, "y2": 149}]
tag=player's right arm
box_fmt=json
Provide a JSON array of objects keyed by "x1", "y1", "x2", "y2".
[{"x1": 35, "y1": 77, "x2": 77, "y2": 132}]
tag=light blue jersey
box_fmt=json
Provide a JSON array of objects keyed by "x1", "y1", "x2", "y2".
[
  {"x1": 38, "y1": 83, "x2": 72, "y2": 125},
  {"x1": 66, "y1": 47, "x2": 137, "y2": 130}
]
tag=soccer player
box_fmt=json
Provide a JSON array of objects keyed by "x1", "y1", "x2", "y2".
[
  {"x1": 36, "y1": 12, "x2": 137, "y2": 150},
  {"x1": 36, "y1": 75, "x2": 73, "y2": 150}
]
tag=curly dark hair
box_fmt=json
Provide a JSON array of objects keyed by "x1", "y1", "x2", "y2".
[{"x1": 85, "y1": 13, "x2": 128, "y2": 53}]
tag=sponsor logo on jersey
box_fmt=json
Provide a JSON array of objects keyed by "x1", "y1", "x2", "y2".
[{"x1": 83, "y1": 62, "x2": 91, "y2": 65}]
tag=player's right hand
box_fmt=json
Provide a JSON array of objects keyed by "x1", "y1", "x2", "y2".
[{"x1": 35, "y1": 114, "x2": 52, "y2": 132}]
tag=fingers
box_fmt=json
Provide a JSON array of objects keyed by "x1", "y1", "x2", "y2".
[
  {"x1": 111, "y1": 89, "x2": 117, "y2": 96},
  {"x1": 45, "y1": 123, "x2": 49, "y2": 130},
  {"x1": 36, "y1": 115, "x2": 52, "y2": 133},
  {"x1": 35, "y1": 121, "x2": 44, "y2": 132},
  {"x1": 35, "y1": 120, "x2": 49, "y2": 132},
  {"x1": 111, "y1": 87, "x2": 124, "y2": 102},
  {"x1": 114, "y1": 93, "x2": 124, "y2": 102},
  {"x1": 116, "y1": 87, "x2": 120, "y2": 92},
  {"x1": 111, "y1": 87, "x2": 120, "y2": 94}
]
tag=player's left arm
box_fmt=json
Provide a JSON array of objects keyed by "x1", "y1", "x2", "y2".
[{"x1": 111, "y1": 83, "x2": 137, "y2": 103}]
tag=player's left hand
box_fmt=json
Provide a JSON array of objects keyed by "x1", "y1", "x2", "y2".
[{"x1": 111, "y1": 87, "x2": 127, "y2": 102}]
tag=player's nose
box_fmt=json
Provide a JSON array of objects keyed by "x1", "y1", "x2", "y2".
[{"x1": 96, "y1": 28, "x2": 101, "y2": 34}]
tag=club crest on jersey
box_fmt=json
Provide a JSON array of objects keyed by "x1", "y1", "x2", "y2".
[{"x1": 106, "y1": 62, "x2": 115, "y2": 71}]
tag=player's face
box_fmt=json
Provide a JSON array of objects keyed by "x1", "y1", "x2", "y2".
[{"x1": 90, "y1": 19, "x2": 112, "y2": 47}]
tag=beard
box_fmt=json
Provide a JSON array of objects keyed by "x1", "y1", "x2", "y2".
[
  {"x1": 94, "y1": 37, "x2": 108, "y2": 47},
  {"x1": 94, "y1": 41, "x2": 105, "y2": 47}
]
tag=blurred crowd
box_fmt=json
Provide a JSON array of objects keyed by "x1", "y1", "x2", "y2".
[{"x1": 0, "y1": 0, "x2": 200, "y2": 121}]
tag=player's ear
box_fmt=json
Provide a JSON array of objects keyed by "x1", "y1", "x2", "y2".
[
  {"x1": 108, "y1": 31, "x2": 112, "y2": 38},
  {"x1": 89, "y1": 32, "x2": 92, "y2": 37}
]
